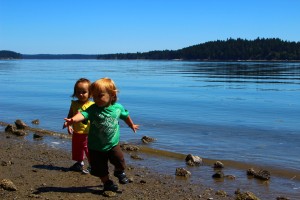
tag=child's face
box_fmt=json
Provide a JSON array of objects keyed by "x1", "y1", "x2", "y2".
[
  {"x1": 75, "y1": 82, "x2": 89, "y2": 103},
  {"x1": 92, "y1": 88, "x2": 112, "y2": 107}
]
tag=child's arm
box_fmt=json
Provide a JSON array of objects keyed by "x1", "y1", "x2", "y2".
[
  {"x1": 64, "y1": 112, "x2": 85, "y2": 128},
  {"x1": 125, "y1": 115, "x2": 139, "y2": 133},
  {"x1": 63, "y1": 105, "x2": 74, "y2": 135},
  {"x1": 63, "y1": 105, "x2": 73, "y2": 128}
]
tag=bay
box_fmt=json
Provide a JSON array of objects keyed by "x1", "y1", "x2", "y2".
[{"x1": 0, "y1": 59, "x2": 299, "y2": 198}]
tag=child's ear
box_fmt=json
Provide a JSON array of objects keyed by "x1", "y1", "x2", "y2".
[
  {"x1": 111, "y1": 91, "x2": 117, "y2": 97},
  {"x1": 111, "y1": 92, "x2": 117, "y2": 102}
]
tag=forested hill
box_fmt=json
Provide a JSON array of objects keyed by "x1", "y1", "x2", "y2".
[
  {"x1": 97, "y1": 38, "x2": 300, "y2": 61},
  {"x1": 2, "y1": 38, "x2": 300, "y2": 61},
  {"x1": 0, "y1": 50, "x2": 22, "y2": 59}
]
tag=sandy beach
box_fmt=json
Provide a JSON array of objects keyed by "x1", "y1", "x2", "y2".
[
  {"x1": 2, "y1": 121, "x2": 296, "y2": 200},
  {"x1": 0, "y1": 123, "x2": 253, "y2": 200}
]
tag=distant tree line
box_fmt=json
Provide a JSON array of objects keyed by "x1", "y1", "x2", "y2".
[
  {"x1": 97, "y1": 38, "x2": 300, "y2": 61},
  {"x1": 2, "y1": 38, "x2": 300, "y2": 61},
  {"x1": 22, "y1": 54, "x2": 98, "y2": 59},
  {"x1": 0, "y1": 50, "x2": 22, "y2": 59}
]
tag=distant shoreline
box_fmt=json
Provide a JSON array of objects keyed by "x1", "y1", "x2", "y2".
[
  {"x1": 2, "y1": 58, "x2": 300, "y2": 62},
  {"x1": 2, "y1": 38, "x2": 300, "y2": 61}
]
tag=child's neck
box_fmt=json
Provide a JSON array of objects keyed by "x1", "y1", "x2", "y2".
[
  {"x1": 98, "y1": 102, "x2": 112, "y2": 108},
  {"x1": 77, "y1": 100, "x2": 88, "y2": 104}
]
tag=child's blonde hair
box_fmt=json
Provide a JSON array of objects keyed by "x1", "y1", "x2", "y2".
[{"x1": 91, "y1": 77, "x2": 118, "y2": 104}]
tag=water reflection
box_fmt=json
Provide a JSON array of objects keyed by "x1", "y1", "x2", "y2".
[{"x1": 177, "y1": 62, "x2": 300, "y2": 85}]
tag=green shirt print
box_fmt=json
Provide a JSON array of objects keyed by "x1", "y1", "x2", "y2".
[{"x1": 81, "y1": 103, "x2": 129, "y2": 152}]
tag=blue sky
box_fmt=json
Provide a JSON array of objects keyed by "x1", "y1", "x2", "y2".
[{"x1": 1, "y1": 0, "x2": 300, "y2": 54}]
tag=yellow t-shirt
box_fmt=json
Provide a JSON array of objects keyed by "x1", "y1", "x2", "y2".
[{"x1": 71, "y1": 100, "x2": 94, "y2": 134}]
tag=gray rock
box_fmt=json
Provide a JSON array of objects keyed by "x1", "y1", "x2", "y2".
[
  {"x1": 5, "y1": 124, "x2": 15, "y2": 133},
  {"x1": 213, "y1": 161, "x2": 224, "y2": 169},
  {"x1": 33, "y1": 133, "x2": 43, "y2": 140},
  {"x1": 1, "y1": 161, "x2": 13, "y2": 166},
  {"x1": 0, "y1": 179, "x2": 17, "y2": 191},
  {"x1": 247, "y1": 168, "x2": 256, "y2": 176},
  {"x1": 212, "y1": 171, "x2": 224, "y2": 179},
  {"x1": 130, "y1": 154, "x2": 143, "y2": 160},
  {"x1": 247, "y1": 168, "x2": 271, "y2": 180},
  {"x1": 215, "y1": 190, "x2": 227, "y2": 197},
  {"x1": 175, "y1": 168, "x2": 191, "y2": 177},
  {"x1": 31, "y1": 119, "x2": 40, "y2": 124},
  {"x1": 15, "y1": 119, "x2": 27, "y2": 129},
  {"x1": 103, "y1": 191, "x2": 117, "y2": 197},
  {"x1": 255, "y1": 169, "x2": 271, "y2": 180},
  {"x1": 13, "y1": 130, "x2": 27, "y2": 136},
  {"x1": 141, "y1": 135, "x2": 156, "y2": 143},
  {"x1": 185, "y1": 154, "x2": 203, "y2": 166},
  {"x1": 235, "y1": 191, "x2": 260, "y2": 200},
  {"x1": 120, "y1": 144, "x2": 139, "y2": 151}
]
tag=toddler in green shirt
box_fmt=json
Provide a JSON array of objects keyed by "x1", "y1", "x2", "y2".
[{"x1": 64, "y1": 77, "x2": 139, "y2": 192}]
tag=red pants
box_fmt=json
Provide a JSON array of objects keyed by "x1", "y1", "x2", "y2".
[{"x1": 72, "y1": 132, "x2": 89, "y2": 162}]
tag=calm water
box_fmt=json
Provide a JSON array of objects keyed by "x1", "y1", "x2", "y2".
[{"x1": 0, "y1": 59, "x2": 299, "y2": 198}]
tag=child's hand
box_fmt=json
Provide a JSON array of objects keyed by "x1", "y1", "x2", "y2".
[
  {"x1": 64, "y1": 118, "x2": 74, "y2": 127},
  {"x1": 63, "y1": 119, "x2": 74, "y2": 134},
  {"x1": 67, "y1": 126, "x2": 74, "y2": 135},
  {"x1": 125, "y1": 116, "x2": 139, "y2": 133},
  {"x1": 131, "y1": 124, "x2": 139, "y2": 133}
]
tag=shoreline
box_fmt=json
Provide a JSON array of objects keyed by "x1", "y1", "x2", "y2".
[
  {"x1": 138, "y1": 145, "x2": 300, "y2": 182},
  {"x1": 0, "y1": 128, "x2": 236, "y2": 200},
  {"x1": 1, "y1": 121, "x2": 299, "y2": 199},
  {"x1": 1, "y1": 121, "x2": 299, "y2": 182}
]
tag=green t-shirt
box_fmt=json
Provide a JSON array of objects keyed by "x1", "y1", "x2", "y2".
[{"x1": 81, "y1": 103, "x2": 129, "y2": 152}]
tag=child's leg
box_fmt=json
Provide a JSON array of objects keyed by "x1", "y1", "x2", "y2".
[
  {"x1": 89, "y1": 148, "x2": 118, "y2": 191},
  {"x1": 82, "y1": 134, "x2": 89, "y2": 162},
  {"x1": 72, "y1": 132, "x2": 85, "y2": 162},
  {"x1": 70, "y1": 133, "x2": 86, "y2": 171},
  {"x1": 79, "y1": 134, "x2": 90, "y2": 173},
  {"x1": 108, "y1": 144, "x2": 129, "y2": 184},
  {"x1": 102, "y1": 177, "x2": 118, "y2": 192},
  {"x1": 108, "y1": 144, "x2": 126, "y2": 171}
]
